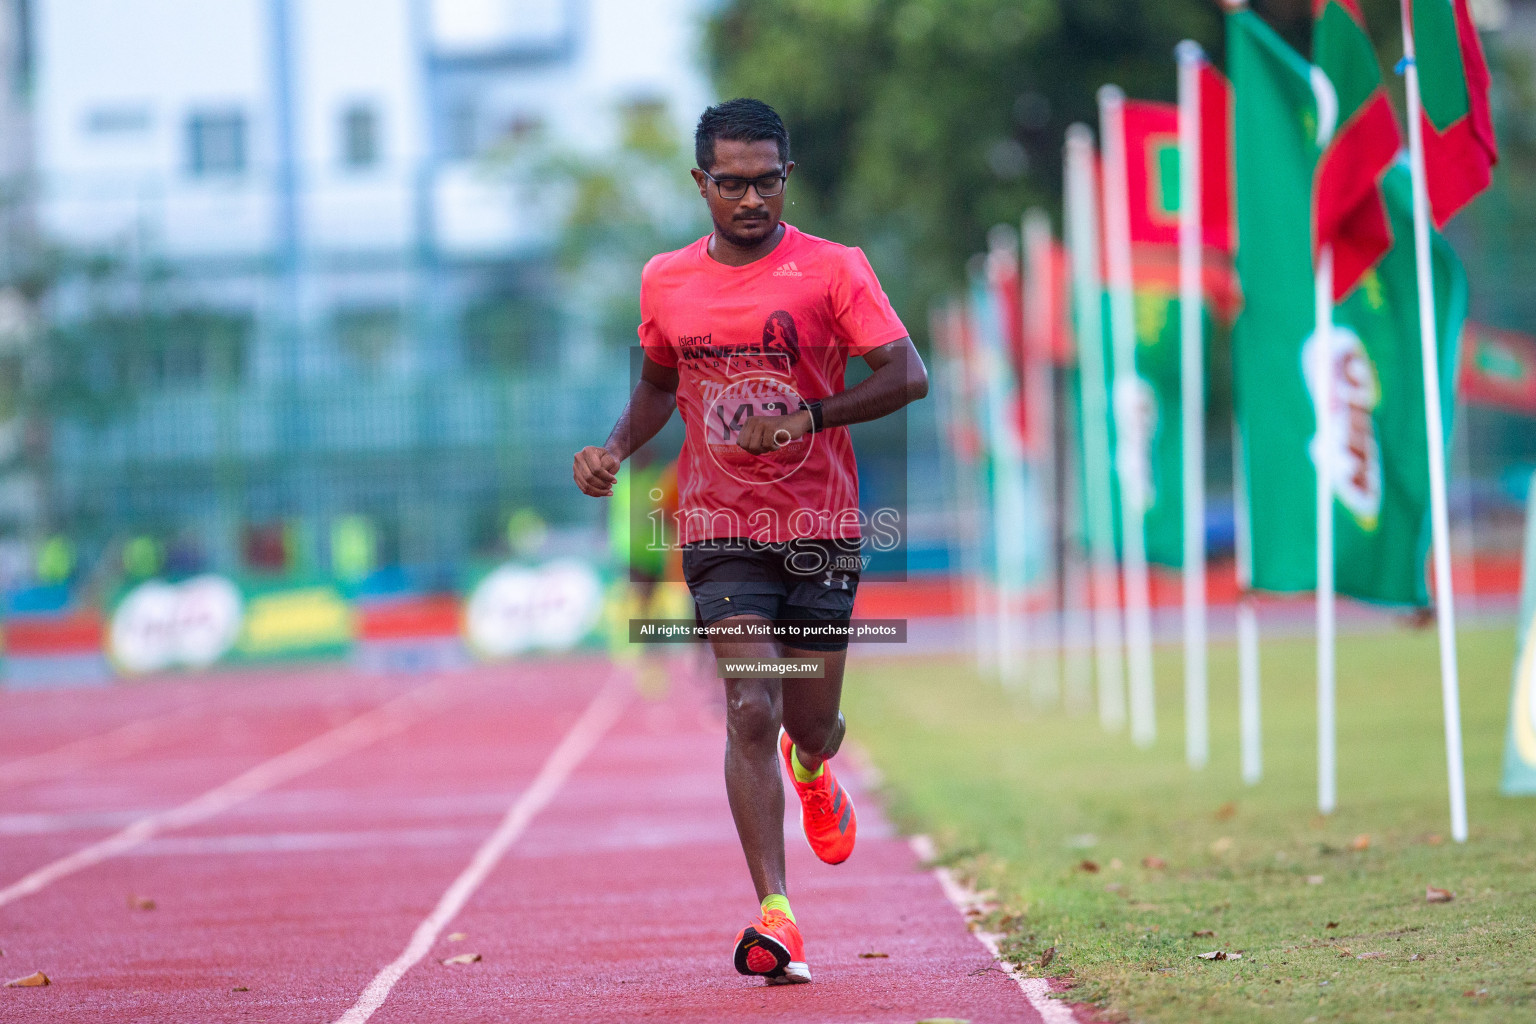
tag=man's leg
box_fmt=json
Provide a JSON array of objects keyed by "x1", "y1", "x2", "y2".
[
  {"x1": 776, "y1": 642, "x2": 857, "y2": 866},
  {"x1": 713, "y1": 616, "x2": 787, "y2": 902},
  {"x1": 779, "y1": 646, "x2": 847, "y2": 776}
]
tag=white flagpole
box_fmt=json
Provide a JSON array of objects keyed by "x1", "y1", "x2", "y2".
[
  {"x1": 1315, "y1": 243, "x2": 1337, "y2": 816},
  {"x1": 1399, "y1": 1, "x2": 1469, "y2": 843},
  {"x1": 1177, "y1": 42, "x2": 1209, "y2": 771},
  {"x1": 1065, "y1": 124, "x2": 1128, "y2": 733},
  {"x1": 1024, "y1": 208, "x2": 1062, "y2": 707},
  {"x1": 1310, "y1": 68, "x2": 1339, "y2": 817},
  {"x1": 1233, "y1": 417, "x2": 1264, "y2": 784},
  {"x1": 1099, "y1": 85, "x2": 1158, "y2": 749}
]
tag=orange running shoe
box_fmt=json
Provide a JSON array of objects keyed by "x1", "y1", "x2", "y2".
[
  {"x1": 779, "y1": 728, "x2": 857, "y2": 865},
  {"x1": 733, "y1": 908, "x2": 810, "y2": 984}
]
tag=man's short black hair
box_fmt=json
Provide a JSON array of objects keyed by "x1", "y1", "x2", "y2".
[{"x1": 694, "y1": 98, "x2": 790, "y2": 172}]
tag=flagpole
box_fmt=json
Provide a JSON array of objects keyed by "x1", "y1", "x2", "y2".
[
  {"x1": 1099, "y1": 85, "x2": 1158, "y2": 749},
  {"x1": 1024, "y1": 208, "x2": 1062, "y2": 707},
  {"x1": 1315, "y1": 240, "x2": 1337, "y2": 817},
  {"x1": 1399, "y1": 0, "x2": 1470, "y2": 843},
  {"x1": 1233, "y1": 416, "x2": 1264, "y2": 784},
  {"x1": 1309, "y1": 65, "x2": 1339, "y2": 817},
  {"x1": 1176, "y1": 42, "x2": 1209, "y2": 771},
  {"x1": 1065, "y1": 124, "x2": 1128, "y2": 733}
]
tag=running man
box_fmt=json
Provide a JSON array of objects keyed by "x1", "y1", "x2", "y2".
[{"x1": 573, "y1": 98, "x2": 927, "y2": 985}]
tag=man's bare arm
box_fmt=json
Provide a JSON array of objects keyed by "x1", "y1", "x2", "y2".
[
  {"x1": 573, "y1": 355, "x2": 680, "y2": 497},
  {"x1": 735, "y1": 336, "x2": 928, "y2": 455}
]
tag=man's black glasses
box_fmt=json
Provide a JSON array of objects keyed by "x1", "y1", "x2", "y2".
[{"x1": 701, "y1": 171, "x2": 787, "y2": 200}]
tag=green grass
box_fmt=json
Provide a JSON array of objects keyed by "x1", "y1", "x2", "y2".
[{"x1": 844, "y1": 626, "x2": 1536, "y2": 1023}]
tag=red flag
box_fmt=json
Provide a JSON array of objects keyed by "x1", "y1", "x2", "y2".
[
  {"x1": 1118, "y1": 98, "x2": 1241, "y2": 320},
  {"x1": 1312, "y1": 0, "x2": 1404, "y2": 300},
  {"x1": 1198, "y1": 62, "x2": 1237, "y2": 257},
  {"x1": 1411, "y1": 0, "x2": 1498, "y2": 226}
]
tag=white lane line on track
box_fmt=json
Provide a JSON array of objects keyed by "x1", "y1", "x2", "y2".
[
  {"x1": 331, "y1": 671, "x2": 632, "y2": 1024},
  {"x1": 0, "y1": 707, "x2": 197, "y2": 790},
  {"x1": 910, "y1": 834, "x2": 1081, "y2": 1024},
  {"x1": 0, "y1": 680, "x2": 449, "y2": 909}
]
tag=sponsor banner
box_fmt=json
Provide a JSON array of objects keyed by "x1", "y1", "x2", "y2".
[
  {"x1": 1501, "y1": 471, "x2": 1536, "y2": 794},
  {"x1": 462, "y1": 559, "x2": 610, "y2": 660},
  {"x1": 107, "y1": 575, "x2": 355, "y2": 675}
]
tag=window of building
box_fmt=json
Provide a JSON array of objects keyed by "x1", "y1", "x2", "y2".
[
  {"x1": 187, "y1": 110, "x2": 247, "y2": 176},
  {"x1": 462, "y1": 292, "x2": 555, "y2": 370},
  {"x1": 334, "y1": 306, "x2": 402, "y2": 371},
  {"x1": 85, "y1": 106, "x2": 152, "y2": 135},
  {"x1": 341, "y1": 104, "x2": 380, "y2": 169},
  {"x1": 447, "y1": 100, "x2": 478, "y2": 159}
]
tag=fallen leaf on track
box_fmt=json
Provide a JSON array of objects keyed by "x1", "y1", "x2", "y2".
[
  {"x1": 1426, "y1": 887, "x2": 1454, "y2": 903},
  {"x1": 1141, "y1": 856, "x2": 1166, "y2": 870},
  {"x1": 1350, "y1": 834, "x2": 1371, "y2": 851},
  {"x1": 127, "y1": 895, "x2": 156, "y2": 911},
  {"x1": 1039, "y1": 946, "x2": 1057, "y2": 968},
  {"x1": 1195, "y1": 951, "x2": 1241, "y2": 961},
  {"x1": 440, "y1": 953, "x2": 482, "y2": 965},
  {"x1": 1192, "y1": 930, "x2": 1216, "y2": 938},
  {"x1": 232, "y1": 986, "x2": 250, "y2": 993},
  {"x1": 447, "y1": 932, "x2": 467, "y2": 943},
  {"x1": 6, "y1": 971, "x2": 49, "y2": 987},
  {"x1": 1077, "y1": 860, "x2": 1100, "y2": 873},
  {"x1": 858, "y1": 952, "x2": 889, "y2": 958}
]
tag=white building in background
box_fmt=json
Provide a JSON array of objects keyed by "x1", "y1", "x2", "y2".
[
  {"x1": 19, "y1": 0, "x2": 716, "y2": 575},
  {"x1": 31, "y1": 0, "x2": 711, "y2": 261}
]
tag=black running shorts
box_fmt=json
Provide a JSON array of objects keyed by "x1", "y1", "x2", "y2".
[{"x1": 681, "y1": 538, "x2": 862, "y2": 653}]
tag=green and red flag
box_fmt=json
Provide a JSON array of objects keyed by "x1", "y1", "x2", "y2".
[
  {"x1": 1312, "y1": 0, "x2": 1403, "y2": 300},
  {"x1": 1459, "y1": 323, "x2": 1536, "y2": 416},
  {"x1": 1229, "y1": 6, "x2": 1467, "y2": 606},
  {"x1": 1410, "y1": 0, "x2": 1498, "y2": 225}
]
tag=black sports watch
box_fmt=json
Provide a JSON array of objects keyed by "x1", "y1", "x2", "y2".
[{"x1": 799, "y1": 399, "x2": 825, "y2": 434}]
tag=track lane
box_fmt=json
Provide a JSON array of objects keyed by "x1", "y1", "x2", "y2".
[
  {"x1": 370, "y1": 675, "x2": 1048, "y2": 1024},
  {"x1": 0, "y1": 660, "x2": 614, "y2": 1022}
]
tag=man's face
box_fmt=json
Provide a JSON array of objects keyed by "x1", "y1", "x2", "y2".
[{"x1": 691, "y1": 138, "x2": 794, "y2": 249}]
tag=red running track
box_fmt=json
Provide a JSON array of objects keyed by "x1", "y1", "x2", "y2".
[{"x1": 0, "y1": 658, "x2": 1068, "y2": 1023}]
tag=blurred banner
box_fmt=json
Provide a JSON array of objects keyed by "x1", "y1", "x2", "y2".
[
  {"x1": 462, "y1": 559, "x2": 611, "y2": 661},
  {"x1": 1459, "y1": 322, "x2": 1536, "y2": 416},
  {"x1": 108, "y1": 575, "x2": 353, "y2": 675}
]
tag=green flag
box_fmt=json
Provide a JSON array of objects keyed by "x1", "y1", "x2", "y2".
[
  {"x1": 1229, "y1": 8, "x2": 1467, "y2": 606},
  {"x1": 1076, "y1": 288, "x2": 1189, "y2": 568}
]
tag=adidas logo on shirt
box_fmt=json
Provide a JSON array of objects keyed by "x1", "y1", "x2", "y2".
[{"x1": 772, "y1": 261, "x2": 803, "y2": 277}]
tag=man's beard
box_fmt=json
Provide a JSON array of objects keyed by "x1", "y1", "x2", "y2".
[{"x1": 716, "y1": 215, "x2": 775, "y2": 248}]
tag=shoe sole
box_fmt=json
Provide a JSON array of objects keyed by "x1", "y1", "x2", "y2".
[
  {"x1": 733, "y1": 927, "x2": 811, "y2": 984},
  {"x1": 779, "y1": 727, "x2": 856, "y2": 866}
]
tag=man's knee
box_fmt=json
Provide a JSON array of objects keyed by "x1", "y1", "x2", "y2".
[
  {"x1": 790, "y1": 710, "x2": 845, "y2": 759},
  {"x1": 726, "y1": 681, "x2": 780, "y2": 747}
]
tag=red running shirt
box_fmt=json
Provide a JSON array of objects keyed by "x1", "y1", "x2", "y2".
[{"x1": 638, "y1": 225, "x2": 908, "y2": 545}]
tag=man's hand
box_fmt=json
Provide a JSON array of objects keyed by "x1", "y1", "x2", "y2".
[
  {"x1": 736, "y1": 410, "x2": 812, "y2": 455},
  {"x1": 573, "y1": 446, "x2": 621, "y2": 497}
]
